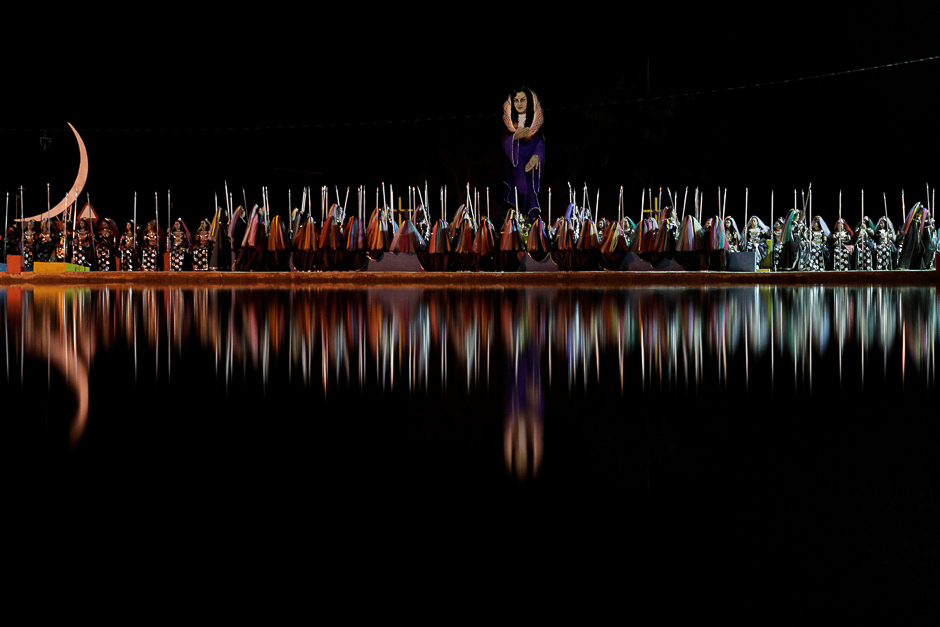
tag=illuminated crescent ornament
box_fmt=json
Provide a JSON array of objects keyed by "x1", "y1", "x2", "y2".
[{"x1": 19, "y1": 122, "x2": 88, "y2": 222}]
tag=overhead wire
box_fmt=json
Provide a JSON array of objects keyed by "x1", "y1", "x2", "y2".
[{"x1": 1, "y1": 54, "x2": 938, "y2": 133}]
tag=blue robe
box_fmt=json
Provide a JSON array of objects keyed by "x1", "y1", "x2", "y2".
[{"x1": 503, "y1": 129, "x2": 545, "y2": 214}]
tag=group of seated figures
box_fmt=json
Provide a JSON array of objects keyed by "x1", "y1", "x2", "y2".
[
  {"x1": 2, "y1": 217, "x2": 217, "y2": 272},
  {"x1": 2, "y1": 200, "x2": 936, "y2": 272},
  {"x1": 766, "y1": 204, "x2": 937, "y2": 271}
]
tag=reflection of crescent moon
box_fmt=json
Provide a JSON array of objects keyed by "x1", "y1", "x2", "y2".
[
  {"x1": 22, "y1": 329, "x2": 88, "y2": 448},
  {"x1": 18, "y1": 122, "x2": 88, "y2": 222}
]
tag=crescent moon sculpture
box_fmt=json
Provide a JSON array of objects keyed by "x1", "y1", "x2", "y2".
[{"x1": 18, "y1": 122, "x2": 88, "y2": 222}]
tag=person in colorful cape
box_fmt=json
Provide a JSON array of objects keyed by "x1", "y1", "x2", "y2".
[{"x1": 502, "y1": 86, "x2": 545, "y2": 223}]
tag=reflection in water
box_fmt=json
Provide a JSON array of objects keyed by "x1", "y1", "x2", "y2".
[{"x1": 3, "y1": 285, "x2": 937, "y2": 456}]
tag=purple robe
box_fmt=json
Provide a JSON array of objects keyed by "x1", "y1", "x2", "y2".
[{"x1": 503, "y1": 129, "x2": 545, "y2": 213}]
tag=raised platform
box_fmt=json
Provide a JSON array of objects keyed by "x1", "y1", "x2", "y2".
[
  {"x1": 33, "y1": 262, "x2": 90, "y2": 273},
  {"x1": 363, "y1": 253, "x2": 425, "y2": 272},
  {"x1": 0, "y1": 267, "x2": 936, "y2": 287}
]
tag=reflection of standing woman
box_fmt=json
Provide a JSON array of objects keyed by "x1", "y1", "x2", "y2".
[{"x1": 503, "y1": 86, "x2": 545, "y2": 222}]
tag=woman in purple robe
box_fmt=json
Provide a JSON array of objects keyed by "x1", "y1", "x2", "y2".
[{"x1": 502, "y1": 86, "x2": 545, "y2": 222}]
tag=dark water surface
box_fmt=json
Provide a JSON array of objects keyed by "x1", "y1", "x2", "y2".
[{"x1": 6, "y1": 286, "x2": 938, "y2": 616}]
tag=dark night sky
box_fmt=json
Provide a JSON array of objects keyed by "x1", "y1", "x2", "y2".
[{"x1": 2, "y1": 6, "x2": 939, "y2": 228}]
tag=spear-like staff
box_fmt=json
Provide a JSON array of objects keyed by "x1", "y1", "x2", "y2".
[
  {"x1": 167, "y1": 189, "x2": 172, "y2": 252},
  {"x1": 486, "y1": 187, "x2": 490, "y2": 222},
  {"x1": 743, "y1": 187, "x2": 749, "y2": 231},
  {"x1": 901, "y1": 188, "x2": 906, "y2": 224},
  {"x1": 770, "y1": 190, "x2": 774, "y2": 236},
  {"x1": 465, "y1": 182, "x2": 474, "y2": 224},
  {"x1": 19, "y1": 187, "x2": 24, "y2": 255},
  {"x1": 617, "y1": 186, "x2": 623, "y2": 223},
  {"x1": 475, "y1": 188, "x2": 480, "y2": 224},
  {"x1": 808, "y1": 184, "x2": 813, "y2": 232},
  {"x1": 681, "y1": 186, "x2": 688, "y2": 221},
  {"x1": 595, "y1": 189, "x2": 600, "y2": 224},
  {"x1": 415, "y1": 185, "x2": 425, "y2": 221},
  {"x1": 583, "y1": 183, "x2": 589, "y2": 224},
  {"x1": 154, "y1": 191, "x2": 159, "y2": 260},
  {"x1": 861, "y1": 189, "x2": 865, "y2": 226},
  {"x1": 640, "y1": 188, "x2": 645, "y2": 222},
  {"x1": 260, "y1": 187, "x2": 265, "y2": 229},
  {"x1": 71, "y1": 190, "x2": 78, "y2": 233},
  {"x1": 3, "y1": 191, "x2": 8, "y2": 263},
  {"x1": 722, "y1": 187, "x2": 727, "y2": 221},
  {"x1": 548, "y1": 187, "x2": 552, "y2": 225},
  {"x1": 87, "y1": 194, "x2": 97, "y2": 262},
  {"x1": 838, "y1": 189, "x2": 842, "y2": 223}
]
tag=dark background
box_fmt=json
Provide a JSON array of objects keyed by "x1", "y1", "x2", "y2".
[{"x1": 2, "y1": 6, "x2": 939, "y2": 228}]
